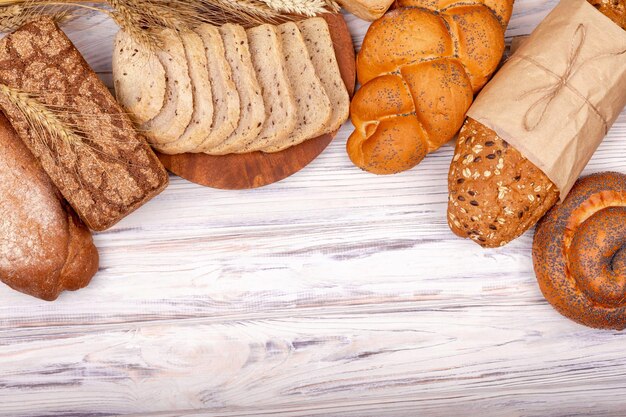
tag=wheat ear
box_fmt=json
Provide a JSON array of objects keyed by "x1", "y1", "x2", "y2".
[
  {"x1": 257, "y1": 0, "x2": 329, "y2": 16},
  {"x1": 0, "y1": 83, "x2": 84, "y2": 153},
  {"x1": 104, "y1": 0, "x2": 162, "y2": 50}
]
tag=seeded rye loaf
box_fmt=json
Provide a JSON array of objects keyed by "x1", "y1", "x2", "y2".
[
  {"x1": 0, "y1": 18, "x2": 168, "y2": 231},
  {"x1": 205, "y1": 24, "x2": 265, "y2": 155},
  {"x1": 0, "y1": 113, "x2": 98, "y2": 301},
  {"x1": 193, "y1": 24, "x2": 241, "y2": 153},
  {"x1": 297, "y1": 17, "x2": 350, "y2": 135},
  {"x1": 264, "y1": 22, "x2": 331, "y2": 153},
  {"x1": 448, "y1": 0, "x2": 625, "y2": 248},
  {"x1": 243, "y1": 24, "x2": 297, "y2": 153},
  {"x1": 154, "y1": 30, "x2": 214, "y2": 154}
]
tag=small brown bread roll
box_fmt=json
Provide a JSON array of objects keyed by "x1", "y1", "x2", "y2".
[
  {"x1": 347, "y1": 0, "x2": 514, "y2": 175},
  {"x1": 448, "y1": 119, "x2": 559, "y2": 247},
  {"x1": 448, "y1": 1, "x2": 625, "y2": 248},
  {"x1": 533, "y1": 172, "x2": 626, "y2": 330},
  {"x1": 0, "y1": 113, "x2": 98, "y2": 301}
]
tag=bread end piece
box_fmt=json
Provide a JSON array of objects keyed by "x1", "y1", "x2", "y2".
[{"x1": 447, "y1": 118, "x2": 560, "y2": 248}]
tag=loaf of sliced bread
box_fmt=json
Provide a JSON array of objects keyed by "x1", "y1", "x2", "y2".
[
  {"x1": 141, "y1": 28, "x2": 194, "y2": 145},
  {"x1": 241, "y1": 24, "x2": 297, "y2": 153},
  {"x1": 154, "y1": 30, "x2": 214, "y2": 155},
  {"x1": 193, "y1": 24, "x2": 241, "y2": 153},
  {"x1": 205, "y1": 24, "x2": 265, "y2": 155},
  {"x1": 113, "y1": 30, "x2": 166, "y2": 125},
  {"x1": 298, "y1": 17, "x2": 349, "y2": 135},
  {"x1": 263, "y1": 22, "x2": 331, "y2": 153}
]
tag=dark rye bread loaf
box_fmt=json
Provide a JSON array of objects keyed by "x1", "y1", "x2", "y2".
[
  {"x1": 0, "y1": 18, "x2": 168, "y2": 231},
  {"x1": 0, "y1": 113, "x2": 98, "y2": 301},
  {"x1": 448, "y1": 2, "x2": 625, "y2": 248}
]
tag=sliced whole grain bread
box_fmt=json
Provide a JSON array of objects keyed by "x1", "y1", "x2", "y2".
[
  {"x1": 297, "y1": 17, "x2": 349, "y2": 135},
  {"x1": 205, "y1": 24, "x2": 265, "y2": 155},
  {"x1": 192, "y1": 24, "x2": 241, "y2": 153},
  {"x1": 141, "y1": 28, "x2": 194, "y2": 145},
  {"x1": 240, "y1": 24, "x2": 297, "y2": 153},
  {"x1": 154, "y1": 30, "x2": 214, "y2": 155},
  {"x1": 113, "y1": 29, "x2": 166, "y2": 125},
  {"x1": 262, "y1": 22, "x2": 331, "y2": 153}
]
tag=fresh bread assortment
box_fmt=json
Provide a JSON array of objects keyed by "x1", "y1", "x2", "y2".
[
  {"x1": 347, "y1": 0, "x2": 514, "y2": 175},
  {"x1": 447, "y1": 0, "x2": 626, "y2": 248},
  {"x1": 0, "y1": 18, "x2": 169, "y2": 232},
  {"x1": 0, "y1": 113, "x2": 98, "y2": 301},
  {"x1": 533, "y1": 173, "x2": 626, "y2": 330},
  {"x1": 0, "y1": 0, "x2": 625, "y2": 337},
  {"x1": 113, "y1": 17, "x2": 349, "y2": 156}
]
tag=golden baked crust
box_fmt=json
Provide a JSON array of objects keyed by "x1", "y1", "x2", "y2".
[
  {"x1": 0, "y1": 18, "x2": 168, "y2": 231},
  {"x1": 0, "y1": 113, "x2": 98, "y2": 301},
  {"x1": 533, "y1": 172, "x2": 626, "y2": 329},
  {"x1": 448, "y1": 118, "x2": 559, "y2": 247},
  {"x1": 348, "y1": 1, "x2": 513, "y2": 175}
]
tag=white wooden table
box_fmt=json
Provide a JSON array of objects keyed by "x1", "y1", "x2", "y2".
[{"x1": 2, "y1": 1, "x2": 626, "y2": 416}]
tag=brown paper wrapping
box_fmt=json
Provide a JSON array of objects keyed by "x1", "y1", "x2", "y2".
[{"x1": 467, "y1": 0, "x2": 626, "y2": 199}]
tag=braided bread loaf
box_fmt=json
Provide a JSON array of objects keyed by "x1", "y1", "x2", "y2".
[
  {"x1": 448, "y1": 1, "x2": 625, "y2": 248},
  {"x1": 347, "y1": 0, "x2": 514, "y2": 175}
]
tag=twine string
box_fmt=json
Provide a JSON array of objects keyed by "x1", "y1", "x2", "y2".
[{"x1": 516, "y1": 23, "x2": 626, "y2": 134}]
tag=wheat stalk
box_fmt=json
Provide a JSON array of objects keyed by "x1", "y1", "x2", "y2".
[
  {"x1": 0, "y1": 0, "x2": 340, "y2": 57},
  {"x1": 0, "y1": 1, "x2": 75, "y2": 31},
  {"x1": 258, "y1": 0, "x2": 330, "y2": 16},
  {"x1": 0, "y1": 83, "x2": 86, "y2": 159}
]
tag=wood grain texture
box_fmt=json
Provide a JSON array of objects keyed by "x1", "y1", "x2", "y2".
[
  {"x1": 2, "y1": 1, "x2": 626, "y2": 416},
  {"x1": 157, "y1": 13, "x2": 356, "y2": 190}
]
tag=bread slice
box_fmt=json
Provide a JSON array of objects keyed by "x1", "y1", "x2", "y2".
[
  {"x1": 141, "y1": 28, "x2": 194, "y2": 145},
  {"x1": 241, "y1": 24, "x2": 297, "y2": 153},
  {"x1": 154, "y1": 30, "x2": 214, "y2": 155},
  {"x1": 262, "y1": 22, "x2": 331, "y2": 153},
  {"x1": 298, "y1": 17, "x2": 350, "y2": 135},
  {"x1": 113, "y1": 29, "x2": 165, "y2": 125},
  {"x1": 206, "y1": 24, "x2": 265, "y2": 155},
  {"x1": 192, "y1": 24, "x2": 241, "y2": 153}
]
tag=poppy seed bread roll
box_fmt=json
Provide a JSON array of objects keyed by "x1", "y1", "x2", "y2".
[{"x1": 347, "y1": 0, "x2": 514, "y2": 175}]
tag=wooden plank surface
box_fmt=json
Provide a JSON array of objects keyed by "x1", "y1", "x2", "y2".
[{"x1": 2, "y1": 1, "x2": 626, "y2": 416}]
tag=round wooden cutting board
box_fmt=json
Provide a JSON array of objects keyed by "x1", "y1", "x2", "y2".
[{"x1": 157, "y1": 14, "x2": 356, "y2": 190}]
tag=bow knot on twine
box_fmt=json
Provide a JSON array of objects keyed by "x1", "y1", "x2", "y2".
[{"x1": 517, "y1": 24, "x2": 626, "y2": 133}]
